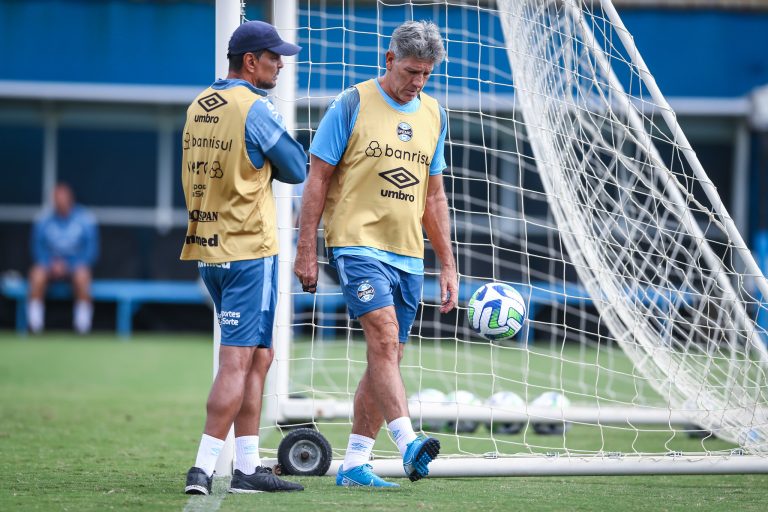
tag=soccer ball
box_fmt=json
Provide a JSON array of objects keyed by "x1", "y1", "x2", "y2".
[
  {"x1": 484, "y1": 391, "x2": 525, "y2": 435},
  {"x1": 531, "y1": 391, "x2": 572, "y2": 435},
  {"x1": 408, "y1": 388, "x2": 447, "y2": 432},
  {"x1": 445, "y1": 390, "x2": 482, "y2": 433},
  {"x1": 467, "y1": 283, "x2": 526, "y2": 341}
]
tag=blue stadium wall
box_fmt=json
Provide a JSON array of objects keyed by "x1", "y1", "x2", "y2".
[{"x1": 1, "y1": 1, "x2": 767, "y2": 96}]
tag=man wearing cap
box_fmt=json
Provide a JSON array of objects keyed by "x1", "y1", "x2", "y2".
[{"x1": 182, "y1": 20, "x2": 306, "y2": 495}]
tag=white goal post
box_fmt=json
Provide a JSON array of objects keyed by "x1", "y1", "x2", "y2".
[{"x1": 213, "y1": 0, "x2": 768, "y2": 476}]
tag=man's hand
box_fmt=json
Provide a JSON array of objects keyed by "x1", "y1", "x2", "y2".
[
  {"x1": 294, "y1": 247, "x2": 318, "y2": 294},
  {"x1": 439, "y1": 264, "x2": 458, "y2": 314}
]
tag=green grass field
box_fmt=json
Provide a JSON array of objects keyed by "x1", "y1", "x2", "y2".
[{"x1": 2, "y1": 332, "x2": 768, "y2": 511}]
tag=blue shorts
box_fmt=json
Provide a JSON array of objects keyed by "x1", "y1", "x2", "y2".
[
  {"x1": 198, "y1": 257, "x2": 277, "y2": 347},
  {"x1": 334, "y1": 255, "x2": 423, "y2": 342},
  {"x1": 40, "y1": 257, "x2": 89, "y2": 272}
]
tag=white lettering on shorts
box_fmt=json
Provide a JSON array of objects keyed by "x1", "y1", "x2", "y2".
[{"x1": 218, "y1": 310, "x2": 241, "y2": 326}]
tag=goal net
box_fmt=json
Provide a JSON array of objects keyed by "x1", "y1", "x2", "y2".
[{"x1": 257, "y1": 0, "x2": 768, "y2": 475}]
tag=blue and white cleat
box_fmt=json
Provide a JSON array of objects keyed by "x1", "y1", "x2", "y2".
[
  {"x1": 336, "y1": 464, "x2": 400, "y2": 488},
  {"x1": 402, "y1": 435, "x2": 440, "y2": 482}
]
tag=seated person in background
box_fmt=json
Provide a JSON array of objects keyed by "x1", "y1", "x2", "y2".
[{"x1": 27, "y1": 183, "x2": 99, "y2": 334}]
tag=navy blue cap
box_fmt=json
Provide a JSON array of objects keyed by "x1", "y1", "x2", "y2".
[{"x1": 228, "y1": 21, "x2": 301, "y2": 57}]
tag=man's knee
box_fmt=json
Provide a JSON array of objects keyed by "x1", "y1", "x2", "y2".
[
  {"x1": 72, "y1": 265, "x2": 91, "y2": 278},
  {"x1": 378, "y1": 320, "x2": 399, "y2": 342},
  {"x1": 251, "y1": 347, "x2": 274, "y2": 374},
  {"x1": 366, "y1": 322, "x2": 401, "y2": 360},
  {"x1": 28, "y1": 266, "x2": 49, "y2": 298},
  {"x1": 72, "y1": 266, "x2": 92, "y2": 286},
  {"x1": 29, "y1": 265, "x2": 48, "y2": 283},
  {"x1": 361, "y1": 308, "x2": 398, "y2": 334},
  {"x1": 218, "y1": 346, "x2": 257, "y2": 375}
]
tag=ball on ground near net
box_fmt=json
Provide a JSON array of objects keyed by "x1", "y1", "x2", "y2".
[
  {"x1": 467, "y1": 282, "x2": 526, "y2": 341},
  {"x1": 445, "y1": 390, "x2": 482, "y2": 433},
  {"x1": 484, "y1": 391, "x2": 525, "y2": 435},
  {"x1": 408, "y1": 388, "x2": 448, "y2": 432},
  {"x1": 531, "y1": 391, "x2": 572, "y2": 435}
]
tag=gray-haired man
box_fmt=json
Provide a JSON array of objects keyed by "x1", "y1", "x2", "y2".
[{"x1": 294, "y1": 20, "x2": 458, "y2": 487}]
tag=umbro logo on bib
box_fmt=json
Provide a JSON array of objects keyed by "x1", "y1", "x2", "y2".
[
  {"x1": 379, "y1": 167, "x2": 420, "y2": 189},
  {"x1": 197, "y1": 92, "x2": 228, "y2": 112}
]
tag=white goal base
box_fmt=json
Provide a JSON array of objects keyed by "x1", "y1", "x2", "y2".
[{"x1": 263, "y1": 455, "x2": 768, "y2": 477}]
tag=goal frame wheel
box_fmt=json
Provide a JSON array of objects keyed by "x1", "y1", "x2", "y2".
[{"x1": 276, "y1": 428, "x2": 332, "y2": 476}]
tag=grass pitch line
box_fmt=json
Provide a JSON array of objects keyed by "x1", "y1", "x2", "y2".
[{"x1": 182, "y1": 475, "x2": 228, "y2": 512}]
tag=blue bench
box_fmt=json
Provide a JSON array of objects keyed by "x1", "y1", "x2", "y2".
[
  {"x1": 1, "y1": 277, "x2": 207, "y2": 338},
  {"x1": 2, "y1": 274, "x2": 687, "y2": 343}
]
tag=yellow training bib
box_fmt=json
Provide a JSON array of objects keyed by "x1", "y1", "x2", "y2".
[
  {"x1": 323, "y1": 79, "x2": 441, "y2": 258},
  {"x1": 180, "y1": 86, "x2": 277, "y2": 263}
]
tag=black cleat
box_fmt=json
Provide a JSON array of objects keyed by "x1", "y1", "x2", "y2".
[
  {"x1": 185, "y1": 467, "x2": 213, "y2": 495},
  {"x1": 228, "y1": 467, "x2": 304, "y2": 493}
]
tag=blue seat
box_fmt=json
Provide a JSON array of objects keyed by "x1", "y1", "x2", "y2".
[
  {"x1": 1, "y1": 277, "x2": 207, "y2": 338},
  {"x1": 2, "y1": 274, "x2": 691, "y2": 343}
]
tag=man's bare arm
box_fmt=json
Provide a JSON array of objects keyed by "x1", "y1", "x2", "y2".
[
  {"x1": 422, "y1": 174, "x2": 458, "y2": 313},
  {"x1": 294, "y1": 155, "x2": 336, "y2": 293}
]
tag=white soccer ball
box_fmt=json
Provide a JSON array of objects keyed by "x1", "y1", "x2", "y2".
[
  {"x1": 408, "y1": 388, "x2": 447, "y2": 432},
  {"x1": 467, "y1": 283, "x2": 526, "y2": 341},
  {"x1": 484, "y1": 391, "x2": 525, "y2": 435},
  {"x1": 445, "y1": 390, "x2": 482, "y2": 433},
  {"x1": 531, "y1": 391, "x2": 572, "y2": 435}
]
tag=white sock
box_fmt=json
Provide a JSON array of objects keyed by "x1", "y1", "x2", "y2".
[
  {"x1": 74, "y1": 301, "x2": 93, "y2": 334},
  {"x1": 28, "y1": 299, "x2": 44, "y2": 333},
  {"x1": 388, "y1": 417, "x2": 417, "y2": 456},
  {"x1": 194, "y1": 434, "x2": 225, "y2": 477},
  {"x1": 342, "y1": 434, "x2": 375, "y2": 471},
  {"x1": 234, "y1": 435, "x2": 261, "y2": 475}
]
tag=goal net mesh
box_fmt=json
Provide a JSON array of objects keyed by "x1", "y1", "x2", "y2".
[{"x1": 261, "y1": 0, "x2": 768, "y2": 464}]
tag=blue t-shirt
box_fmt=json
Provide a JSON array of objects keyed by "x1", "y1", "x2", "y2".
[
  {"x1": 32, "y1": 205, "x2": 99, "y2": 268},
  {"x1": 211, "y1": 79, "x2": 306, "y2": 184},
  {"x1": 309, "y1": 80, "x2": 448, "y2": 274}
]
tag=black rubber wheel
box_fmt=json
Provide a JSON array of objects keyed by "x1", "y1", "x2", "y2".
[
  {"x1": 683, "y1": 424, "x2": 714, "y2": 439},
  {"x1": 277, "y1": 428, "x2": 333, "y2": 476},
  {"x1": 485, "y1": 421, "x2": 524, "y2": 435},
  {"x1": 532, "y1": 422, "x2": 571, "y2": 435}
]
